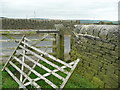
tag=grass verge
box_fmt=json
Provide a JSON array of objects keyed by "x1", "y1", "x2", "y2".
[{"x1": 1, "y1": 60, "x2": 97, "y2": 88}]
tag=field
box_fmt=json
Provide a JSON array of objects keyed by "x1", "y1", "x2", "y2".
[{"x1": 1, "y1": 61, "x2": 97, "y2": 88}]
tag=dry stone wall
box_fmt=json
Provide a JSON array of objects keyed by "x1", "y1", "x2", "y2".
[
  {"x1": 70, "y1": 25, "x2": 119, "y2": 88},
  {"x1": 2, "y1": 18, "x2": 80, "y2": 30}
]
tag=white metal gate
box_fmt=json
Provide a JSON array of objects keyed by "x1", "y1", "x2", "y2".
[{"x1": 2, "y1": 35, "x2": 80, "y2": 89}]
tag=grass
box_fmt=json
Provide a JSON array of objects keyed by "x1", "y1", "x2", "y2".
[
  {"x1": 1, "y1": 60, "x2": 98, "y2": 89},
  {"x1": 0, "y1": 65, "x2": 2, "y2": 89}
]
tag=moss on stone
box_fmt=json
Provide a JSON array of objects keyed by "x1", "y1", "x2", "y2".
[{"x1": 91, "y1": 77, "x2": 104, "y2": 88}]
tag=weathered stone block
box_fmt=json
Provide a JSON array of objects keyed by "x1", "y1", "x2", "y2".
[
  {"x1": 91, "y1": 69, "x2": 98, "y2": 75},
  {"x1": 86, "y1": 26, "x2": 94, "y2": 35},
  {"x1": 99, "y1": 28, "x2": 109, "y2": 40},
  {"x1": 101, "y1": 42, "x2": 115, "y2": 50},
  {"x1": 91, "y1": 77, "x2": 104, "y2": 88},
  {"x1": 87, "y1": 39, "x2": 96, "y2": 45},
  {"x1": 109, "y1": 51, "x2": 117, "y2": 56},
  {"x1": 95, "y1": 41, "x2": 103, "y2": 47},
  {"x1": 89, "y1": 50, "x2": 102, "y2": 57},
  {"x1": 102, "y1": 55, "x2": 115, "y2": 63},
  {"x1": 110, "y1": 74, "x2": 118, "y2": 82},
  {"x1": 84, "y1": 73, "x2": 93, "y2": 81},
  {"x1": 85, "y1": 66, "x2": 95, "y2": 76},
  {"x1": 104, "y1": 83, "x2": 111, "y2": 88},
  {"x1": 93, "y1": 26, "x2": 102, "y2": 37},
  {"x1": 102, "y1": 75, "x2": 118, "y2": 88},
  {"x1": 97, "y1": 72, "x2": 105, "y2": 81}
]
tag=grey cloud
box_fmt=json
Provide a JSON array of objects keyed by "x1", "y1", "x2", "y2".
[{"x1": 1, "y1": 0, "x2": 119, "y2": 20}]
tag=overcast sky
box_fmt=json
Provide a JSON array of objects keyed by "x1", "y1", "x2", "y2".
[{"x1": 0, "y1": 0, "x2": 119, "y2": 20}]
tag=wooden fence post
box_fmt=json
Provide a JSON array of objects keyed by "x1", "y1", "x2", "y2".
[
  {"x1": 52, "y1": 34, "x2": 57, "y2": 56},
  {"x1": 55, "y1": 24, "x2": 64, "y2": 60}
]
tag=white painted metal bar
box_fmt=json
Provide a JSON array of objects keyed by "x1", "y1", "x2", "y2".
[
  {"x1": 0, "y1": 38, "x2": 55, "y2": 42},
  {"x1": 17, "y1": 51, "x2": 65, "y2": 81},
  {"x1": 35, "y1": 45, "x2": 56, "y2": 48},
  {"x1": 0, "y1": 39, "x2": 20, "y2": 42},
  {"x1": 24, "y1": 37, "x2": 31, "y2": 42},
  {"x1": 21, "y1": 41, "x2": 72, "y2": 68},
  {"x1": 60, "y1": 59, "x2": 80, "y2": 89},
  {"x1": 24, "y1": 61, "x2": 75, "y2": 86},
  {"x1": 2, "y1": 35, "x2": 25, "y2": 71},
  {"x1": 0, "y1": 29, "x2": 58, "y2": 32},
  {"x1": 5, "y1": 67, "x2": 27, "y2": 89},
  {"x1": 9, "y1": 61, "x2": 41, "y2": 88},
  {"x1": 19, "y1": 45, "x2": 69, "y2": 74},
  {"x1": 0, "y1": 45, "x2": 56, "y2": 51},
  {"x1": 20, "y1": 38, "x2": 26, "y2": 82},
  {"x1": 31, "y1": 34, "x2": 49, "y2": 46},
  {"x1": 13, "y1": 56, "x2": 58, "y2": 88},
  {"x1": 24, "y1": 38, "x2": 55, "y2": 42},
  {"x1": 1, "y1": 47, "x2": 16, "y2": 50}
]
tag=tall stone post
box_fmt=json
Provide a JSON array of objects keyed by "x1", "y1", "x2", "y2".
[{"x1": 55, "y1": 24, "x2": 64, "y2": 60}]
